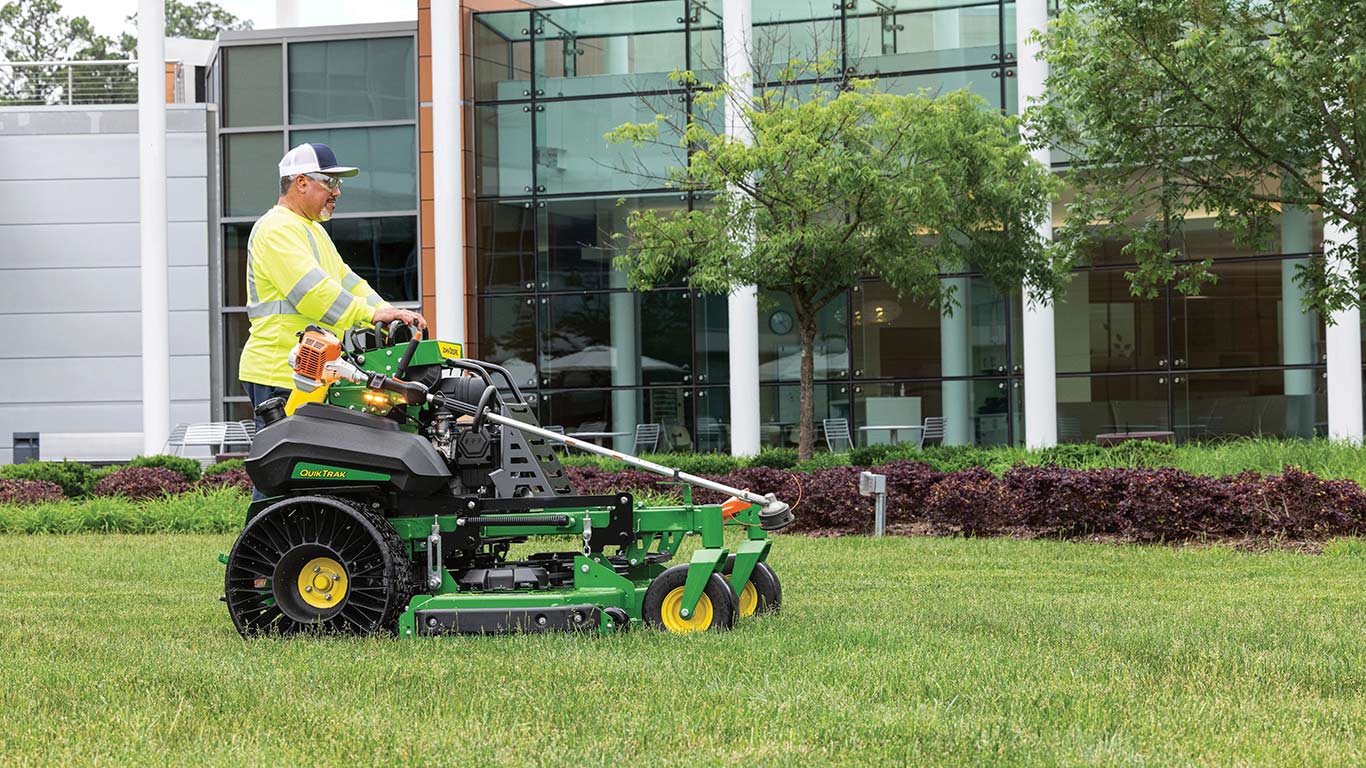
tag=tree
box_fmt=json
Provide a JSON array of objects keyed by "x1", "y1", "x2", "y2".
[
  {"x1": 117, "y1": 0, "x2": 252, "y2": 52},
  {"x1": 608, "y1": 69, "x2": 1062, "y2": 461},
  {"x1": 1031, "y1": 0, "x2": 1366, "y2": 311},
  {"x1": 0, "y1": 0, "x2": 123, "y2": 103}
]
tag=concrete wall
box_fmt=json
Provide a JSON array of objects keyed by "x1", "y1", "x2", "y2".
[{"x1": 0, "y1": 105, "x2": 212, "y2": 463}]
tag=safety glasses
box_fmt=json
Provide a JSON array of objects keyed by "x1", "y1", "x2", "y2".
[{"x1": 303, "y1": 172, "x2": 343, "y2": 192}]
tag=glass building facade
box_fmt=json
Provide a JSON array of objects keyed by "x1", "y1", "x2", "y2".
[
  {"x1": 211, "y1": 27, "x2": 422, "y2": 422},
  {"x1": 470, "y1": 0, "x2": 1327, "y2": 451}
]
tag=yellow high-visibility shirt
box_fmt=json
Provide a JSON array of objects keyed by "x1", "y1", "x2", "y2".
[{"x1": 238, "y1": 205, "x2": 390, "y2": 388}]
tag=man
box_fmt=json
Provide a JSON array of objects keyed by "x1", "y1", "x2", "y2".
[{"x1": 239, "y1": 142, "x2": 426, "y2": 427}]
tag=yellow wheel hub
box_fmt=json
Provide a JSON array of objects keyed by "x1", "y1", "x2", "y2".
[
  {"x1": 737, "y1": 580, "x2": 759, "y2": 618},
  {"x1": 659, "y1": 586, "x2": 714, "y2": 633},
  {"x1": 296, "y1": 556, "x2": 348, "y2": 610}
]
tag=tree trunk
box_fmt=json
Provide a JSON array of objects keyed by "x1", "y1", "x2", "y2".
[{"x1": 795, "y1": 307, "x2": 818, "y2": 463}]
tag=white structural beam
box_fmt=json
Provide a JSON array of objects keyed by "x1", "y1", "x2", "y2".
[
  {"x1": 138, "y1": 0, "x2": 170, "y2": 456},
  {"x1": 432, "y1": 0, "x2": 466, "y2": 344},
  {"x1": 1017, "y1": 0, "x2": 1057, "y2": 448},
  {"x1": 1324, "y1": 162, "x2": 1362, "y2": 441},
  {"x1": 723, "y1": 0, "x2": 760, "y2": 456},
  {"x1": 275, "y1": 0, "x2": 297, "y2": 29}
]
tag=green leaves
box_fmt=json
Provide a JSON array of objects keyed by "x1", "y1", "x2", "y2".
[{"x1": 1033, "y1": 0, "x2": 1366, "y2": 311}]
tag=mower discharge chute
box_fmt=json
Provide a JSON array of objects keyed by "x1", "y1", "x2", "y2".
[{"x1": 223, "y1": 324, "x2": 793, "y2": 638}]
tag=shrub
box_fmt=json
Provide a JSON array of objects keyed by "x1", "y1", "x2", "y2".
[
  {"x1": 745, "y1": 447, "x2": 798, "y2": 469},
  {"x1": 204, "y1": 458, "x2": 246, "y2": 477},
  {"x1": 1034, "y1": 443, "x2": 1109, "y2": 469},
  {"x1": 1109, "y1": 439, "x2": 1179, "y2": 468},
  {"x1": 198, "y1": 468, "x2": 252, "y2": 493},
  {"x1": 664, "y1": 452, "x2": 744, "y2": 476},
  {"x1": 92, "y1": 467, "x2": 191, "y2": 501},
  {"x1": 0, "y1": 460, "x2": 97, "y2": 498},
  {"x1": 915, "y1": 445, "x2": 998, "y2": 474},
  {"x1": 126, "y1": 454, "x2": 202, "y2": 482},
  {"x1": 1231, "y1": 467, "x2": 1366, "y2": 540},
  {"x1": 923, "y1": 467, "x2": 1011, "y2": 536},
  {"x1": 0, "y1": 478, "x2": 65, "y2": 505},
  {"x1": 1115, "y1": 467, "x2": 1233, "y2": 542},
  {"x1": 849, "y1": 443, "x2": 897, "y2": 467},
  {"x1": 880, "y1": 461, "x2": 944, "y2": 525},
  {"x1": 1004, "y1": 465, "x2": 1128, "y2": 537},
  {"x1": 792, "y1": 451, "x2": 852, "y2": 472}
]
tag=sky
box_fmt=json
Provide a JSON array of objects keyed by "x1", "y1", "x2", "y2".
[{"x1": 56, "y1": 1, "x2": 418, "y2": 40}]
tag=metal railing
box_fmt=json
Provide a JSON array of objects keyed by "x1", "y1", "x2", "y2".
[{"x1": 0, "y1": 59, "x2": 144, "y2": 106}]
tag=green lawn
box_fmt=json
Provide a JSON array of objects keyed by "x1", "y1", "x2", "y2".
[{"x1": 1, "y1": 534, "x2": 1364, "y2": 766}]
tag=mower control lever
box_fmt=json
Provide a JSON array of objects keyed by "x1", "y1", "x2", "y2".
[{"x1": 394, "y1": 335, "x2": 420, "y2": 380}]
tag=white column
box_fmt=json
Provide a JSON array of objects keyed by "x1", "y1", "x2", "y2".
[
  {"x1": 1017, "y1": 0, "x2": 1056, "y2": 447},
  {"x1": 138, "y1": 0, "x2": 169, "y2": 456},
  {"x1": 609, "y1": 253, "x2": 640, "y2": 451},
  {"x1": 275, "y1": 0, "x2": 297, "y2": 29},
  {"x1": 940, "y1": 277, "x2": 972, "y2": 445},
  {"x1": 724, "y1": 0, "x2": 761, "y2": 456},
  {"x1": 432, "y1": 0, "x2": 466, "y2": 345},
  {"x1": 1324, "y1": 184, "x2": 1362, "y2": 441},
  {"x1": 1281, "y1": 205, "x2": 1316, "y2": 437}
]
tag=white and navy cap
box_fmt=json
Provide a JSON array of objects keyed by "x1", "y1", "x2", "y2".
[{"x1": 278, "y1": 142, "x2": 359, "y2": 178}]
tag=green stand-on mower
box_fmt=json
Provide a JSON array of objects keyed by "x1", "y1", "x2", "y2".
[{"x1": 222, "y1": 324, "x2": 793, "y2": 637}]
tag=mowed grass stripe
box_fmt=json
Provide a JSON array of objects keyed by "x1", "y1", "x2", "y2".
[{"x1": 0, "y1": 534, "x2": 1363, "y2": 766}]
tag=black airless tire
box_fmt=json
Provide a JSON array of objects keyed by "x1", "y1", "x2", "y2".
[{"x1": 224, "y1": 495, "x2": 414, "y2": 637}]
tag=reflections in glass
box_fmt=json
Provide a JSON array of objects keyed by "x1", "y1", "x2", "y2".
[
  {"x1": 1056, "y1": 374, "x2": 1169, "y2": 443},
  {"x1": 532, "y1": 1, "x2": 687, "y2": 98},
  {"x1": 476, "y1": 199, "x2": 536, "y2": 293},
  {"x1": 473, "y1": 12, "x2": 533, "y2": 102},
  {"x1": 758, "y1": 291, "x2": 849, "y2": 383},
  {"x1": 758, "y1": 383, "x2": 848, "y2": 449},
  {"x1": 476, "y1": 104, "x2": 533, "y2": 196},
  {"x1": 323, "y1": 216, "x2": 418, "y2": 302},
  {"x1": 479, "y1": 296, "x2": 539, "y2": 388},
  {"x1": 1054, "y1": 268, "x2": 1167, "y2": 374},
  {"x1": 640, "y1": 290, "x2": 692, "y2": 384},
  {"x1": 1172, "y1": 260, "x2": 1323, "y2": 371},
  {"x1": 1174, "y1": 370, "x2": 1324, "y2": 441},
  {"x1": 535, "y1": 95, "x2": 686, "y2": 195},
  {"x1": 223, "y1": 223, "x2": 254, "y2": 307},
  {"x1": 290, "y1": 126, "x2": 417, "y2": 212},
  {"x1": 223, "y1": 132, "x2": 283, "y2": 217},
  {"x1": 846, "y1": 1, "x2": 1003, "y2": 75},
  {"x1": 288, "y1": 37, "x2": 415, "y2": 124},
  {"x1": 853, "y1": 277, "x2": 1009, "y2": 380},
  {"x1": 223, "y1": 45, "x2": 282, "y2": 128},
  {"x1": 539, "y1": 194, "x2": 686, "y2": 291}
]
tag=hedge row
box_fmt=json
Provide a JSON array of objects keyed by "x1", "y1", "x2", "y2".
[
  {"x1": 566, "y1": 462, "x2": 1366, "y2": 543},
  {"x1": 0, "y1": 458, "x2": 252, "y2": 503}
]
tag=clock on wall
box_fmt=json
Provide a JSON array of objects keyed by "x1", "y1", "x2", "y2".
[{"x1": 768, "y1": 310, "x2": 794, "y2": 335}]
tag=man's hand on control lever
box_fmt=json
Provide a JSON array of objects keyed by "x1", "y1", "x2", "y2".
[{"x1": 373, "y1": 306, "x2": 428, "y2": 331}]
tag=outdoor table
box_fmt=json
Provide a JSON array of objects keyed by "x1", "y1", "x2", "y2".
[
  {"x1": 857, "y1": 425, "x2": 924, "y2": 446},
  {"x1": 566, "y1": 430, "x2": 630, "y2": 447}
]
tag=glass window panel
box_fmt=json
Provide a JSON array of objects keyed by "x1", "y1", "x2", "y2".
[
  {"x1": 473, "y1": 11, "x2": 533, "y2": 102},
  {"x1": 223, "y1": 132, "x2": 283, "y2": 217},
  {"x1": 854, "y1": 378, "x2": 1014, "y2": 447},
  {"x1": 846, "y1": 1, "x2": 1002, "y2": 75},
  {"x1": 288, "y1": 37, "x2": 415, "y2": 124},
  {"x1": 538, "y1": 194, "x2": 686, "y2": 291},
  {"x1": 479, "y1": 296, "x2": 539, "y2": 388},
  {"x1": 223, "y1": 223, "x2": 253, "y2": 307},
  {"x1": 1174, "y1": 370, "x2": 1325, "y2": 442},
  {"x1": 690, "y1": 11, "x2": 724, "y2": 86},
  {"x1": 1056, "y1": 374, "x2": 1170, "y2": 443},
  {"x1": 540, "y1": 293, "x2": 616, "y2": 388},
  {"x1": 853, "y1": 277, "x2": 1009, "y2": 379},
  {"x1": 875, "y1": 67, "x2": 1004, "y2": 110},
  {"x1": 695, "y1": 385, "x2": 730, "y2": 452},
  {"x1": 475, "y1": 104, "x2": 533, "y2": 196},
  {"x1": 641, "y1": 290, "x2": 693, "y2": 385},
  {"x1": 539, "y1": 389, "x2": 614, "y2": 445},
  {"x1": 477, "y1": 199, "x2": 536, "y2": 293},
  {"x1": 759, "y1": 383, "x2": 850, "y2": 449},
  {"x1": 1173, "y1": 211, "x2": 1324, "y2": 261},
  {"x1": 695, "y1": 293, "x2": 729, "y2": 385},
  {"x1": 1054, "y1": 268, "x2": 1168, "y2": 374},
  {"x1": 642, "y1": 386, "x2": 696, "y2": 452},
  {"x1": 290, "y1": 126, "x2": 416, "y2": 212},
  {"x1": 1172, "y1": 259, "x2": 1324, "y2": 371},
  {"x1": 225, "y1": 400, "x2": 254, "y2": 423},
  {"x1": 532, "y1": 1, "x2": 687, "y2": 98},
  {"x1": 535, "y1": 96, "x2": 686, "y2": 195},
  {"x1": 759, "y1": 291, "x2": 850, "y2": 383},
  {"x1": 224, "y1": 311, "x2": 250, "y2": 387},
  {"x1": 223, "y1": 45, "x2": 281, "y2": 128},
  {"x1": 323, "y1": 216, "x2": 418, "y2": 303},
  {"x1": 752, "y1": 0, "x2": 842, "y2": 84}
]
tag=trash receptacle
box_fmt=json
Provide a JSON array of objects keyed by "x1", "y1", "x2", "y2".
[{"x1": 12, "y1": 432, "x2": 39, "y2": 463}]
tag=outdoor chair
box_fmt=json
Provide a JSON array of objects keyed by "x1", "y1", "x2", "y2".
[
  {"x1": 823, "y1": 418, "x2": 853, "y2": 452},
  {"x1": 167, "y1": 421, "x2": 255, "y2": 462},
  {"x1": 633, "y1": 423, "x2": 662, "y2": 454},
  {"x1": 921, "y1": 416, "x2": 945, "y2": 448}
]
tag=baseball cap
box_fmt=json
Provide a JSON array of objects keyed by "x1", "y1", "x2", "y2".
[{"x1": 278, "y1": 142, "x2": 359, "y2": 178}]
